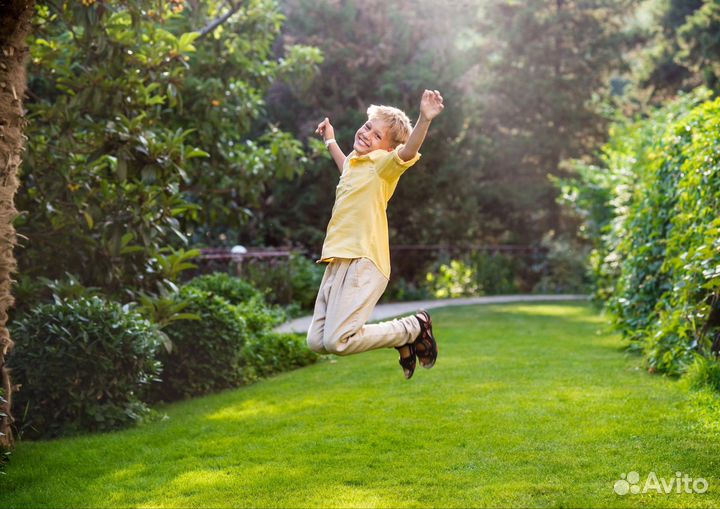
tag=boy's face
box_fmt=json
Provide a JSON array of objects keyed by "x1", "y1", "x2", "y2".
[{"x1": 353, "y1": 119, "x2": 395, "y2": 155}]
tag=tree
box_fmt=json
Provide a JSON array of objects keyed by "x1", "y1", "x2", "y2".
[
  {"x1": 634, "y1": 0, "x2": 720, "y2": 100},
  {"x1": 257, "y1": 0, "x2": 483, "y2": 255},
  {"x1": 263, "y1": 0, "x2": 639, "y2": 276},
  {"x1": 16, "y1": 0, "x2": 320, "y2": 300},
  {"x1": 0, "y1": 0, "x2": 36, "y2": 449},
  {"x1": 467, "y1": 0, "x2": 639, "y2": 238}
]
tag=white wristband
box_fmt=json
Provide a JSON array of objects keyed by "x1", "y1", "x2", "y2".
[{"x1": 324, "y1": 138, "x2": 336, "y2": 147}]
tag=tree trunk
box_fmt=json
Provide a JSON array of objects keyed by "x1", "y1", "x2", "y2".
[{"x1": 0, "y1": 0, "x2": 35, "y2": 448}]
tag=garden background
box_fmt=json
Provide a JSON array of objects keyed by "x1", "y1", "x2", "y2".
[{"x1": 0, "y1": 0, "x2": 719, "y2": 507}]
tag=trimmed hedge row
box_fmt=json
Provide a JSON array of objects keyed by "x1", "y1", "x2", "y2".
[{"x1": 562, "y1": 88, "x2": 720, "y2": 379}]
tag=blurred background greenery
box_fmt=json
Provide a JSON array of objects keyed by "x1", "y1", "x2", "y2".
[{"x1": 3, "y1": 0, "x2": 720, "y2": 441}]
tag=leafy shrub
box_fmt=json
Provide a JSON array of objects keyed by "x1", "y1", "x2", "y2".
[
  {"x1": 381, "y1": 277, "x2": 433, "y2": 303},
  {"x1": 236, "y1": 301, "x2": 287, "y2": 336},
  {"x1": 8, "y1": 297, "x2": 163, "y2": 439},
  {"x1": 242, "y1": 332, "x2": 318, "y2": 382},
  {"x1": 242, "y1": 253, "x2": 323, "y2": 311},
  {"x1": 531, "y1": 233, "x2": 591, "y2": 294},
  {"x1": 19, "y1": 1, "x2": 319, "y2": 300},
  {"x1": 151, "y1": 286, "x2": 249, "y2": 401},
  {"x1": 425, "y1": 259, "x2": 482, "y2": 299},
  {"x1": 469, "y1": 252, "x2": 520, "y2": 294},
  {"x1": 286, "y1": 254, "x2": 325, "y2": 310},
  {"x1": 185, "y1": 272, "x2": 262, "y2": 305},
  {"x1": 186, "y1": 272, "x2": 285, "y2": 334},
  {"x1": 560, "y1": 88, "x2": 720, "y2": 378}
]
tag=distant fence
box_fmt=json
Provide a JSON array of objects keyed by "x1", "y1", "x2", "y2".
[
  {"x1": 390, "y1": 244, "x2": 544, "y2": 254},
  {"x1": 197, "y1": 247, "x2": 294, "y2": 276},
  {"x1": 195, "y1": 244, "x2": 544, "y2": 282}
]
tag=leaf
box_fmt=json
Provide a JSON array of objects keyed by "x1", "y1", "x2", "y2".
[
  {"x1": 83, "y1": 212, "x2": 94, "y2": 230},
  {"x1": 185, "y1": 148, "x2": 209, "y2": 159}
]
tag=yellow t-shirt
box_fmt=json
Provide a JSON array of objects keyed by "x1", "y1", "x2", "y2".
[{"x1": 317, "y1": 145, "x2": 421, "y2": 279}]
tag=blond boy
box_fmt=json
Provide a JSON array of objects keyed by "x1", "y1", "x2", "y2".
[{"x1": 306, "y1": 90, "x2": 444, "y2": 379}]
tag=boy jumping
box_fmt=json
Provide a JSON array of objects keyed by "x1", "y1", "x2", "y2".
[{"x1": 306, "y1": 89, "x2": 444, "y2": 379}]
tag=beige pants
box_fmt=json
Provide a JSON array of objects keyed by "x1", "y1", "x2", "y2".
[{"x1": 307, "y1": 257, "x2": 421, "y2": 355}]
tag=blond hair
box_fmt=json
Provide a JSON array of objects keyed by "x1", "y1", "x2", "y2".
[{"x1": 367, "y1": 104, "x2": 412, "y2": 146}]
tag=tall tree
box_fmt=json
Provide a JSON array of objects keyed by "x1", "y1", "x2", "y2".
[
  {"x1": 258, "y1": 0, "x2": 481, "y2": 254},
  {"x1": 16, "y1": 0, "x2": 320, "y2": 300},
  {"x1": 634, "y1": 0, "x2": 707, "y2": 100},
  {"x1": 467, "y1": 0, "x2": 638, "y2": 237},
  {"x1": 0, "y1": 0, "x2": 36, "y2": 449}
]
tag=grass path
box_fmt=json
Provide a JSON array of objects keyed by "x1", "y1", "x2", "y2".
[{"x1": 1, "y1": 302, "x2": 719, "y2": 508}]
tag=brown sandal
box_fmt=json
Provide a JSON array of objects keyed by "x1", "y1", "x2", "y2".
[
  {"x1": 395, "y1": 343, "x2": 416, "y2": 380},
  {"x1": 414, "y1": 310, "x2": 438, "y2": 369}
]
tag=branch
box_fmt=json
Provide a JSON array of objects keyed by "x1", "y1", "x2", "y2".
[{"x1": 196, "y1": 1, "x2": 246, "y2": 40}]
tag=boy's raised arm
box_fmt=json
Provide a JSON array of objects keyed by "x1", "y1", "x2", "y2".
[
  {"x1": 316, "y1": 117, "x2": 346, "y2": 175},
  {"x1": 398, "y1": 90, "x2": 444, "y2": 162}
]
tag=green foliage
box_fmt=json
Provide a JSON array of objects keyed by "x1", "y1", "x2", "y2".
[
  {"x1": 186, "y1": 272, "x2": 263, "y2": 305},
  {"x1": 166, "y1": 2, "x2": 322, "y2": 244},
  {"x1": 531, "y1": 234, "x2": 592, "y2": 294},
  {"x1": 636, "y1": 0, "x2": 719, "y2": 96},
  {"x1": 419, "y1": 252, "x2": 520, "y2": 300},
  {"x1": 561, "y1": 89, "x2": 720, "y2": 377},
  {"x1": 242, "y1": 332, "x2": 318, "y2": 383},
  {"x1": 241, "y1": 253, "x2": 324, "y2": 311},
  {"x1": 151, "y1": 276, "x2": 313, "y2": 401},
  {"x1": 381, "y1": 277, "x2": 433, "y2": 303},
  {"x1": 469, "y1": 252, "x2": 520, "y2": 295},
  {"x1": 255, "y1": 0, "x2": 640, "y2": 289},
  {"x1": 285, "y1": 253, "x2": 325, "y2": 310},
  {"x1": 151, "y1": 286, "x2": 249, "y2": 401},
  {"x1": 260, "y1": 0, "x2": 486, "y2": 253},
  {"x1": 185, "y1": 272, "x2": 286, "y2": 334},
  {"x1": 686, "y1": 354, "x2": 720, "y2": 393},
  {"x1": 425, "y1": 260, "x2": 481, "y2": 299},
  {"x1": 20, "y1": 1, "x2": 204, "y2": 299},
  {"x1": 17, "y1": 0, "x2": 320, "y2": 305},
  {"x1": 8, "y1": 297, "x2": 163, "y2": 439}
]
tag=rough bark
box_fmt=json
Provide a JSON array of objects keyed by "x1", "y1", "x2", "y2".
[{"x1": 0, "y1": 0, "x2": 36, "y2": 448}]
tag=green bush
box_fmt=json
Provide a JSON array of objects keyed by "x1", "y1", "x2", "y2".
[
  {"x1": 185, "y1": 272, "x2": 262, "y2": 305},
  {"x1": 561, "y1": 88, "x2": 720, "y2": 378},
  {"x1": 286, "y1": 254, "x2": 325, "y2": 310},
  {"x1": 242, "y1": 332, "x2": 318, "y2": 382},
  {"x1": 381, "y1": 277, "x2": 433, "y2": 303},
  {"x1": 384, "y1": 252, "x2": 521, "y2": 302},
  {"x1": 531, "y1": 234, "x2": 591, "y2": 294},
  {"x1": 425, "y1": 259, "x2": 482, "y2": 299},
  {"x1": 242, "y1": 253, "x2": 323, "y2": 311},
  {"x1": 19, "y1": 1, "x2": 319, "y2": 300},
  {"x1": 151, "y1": 286, "x2": 249, "y2": 401},
  {"x1": 186, "y1": 272, "x2": 286, "y2": 334},
  {"x1": 8, "y1": 297, "x2": 163, "y2": 439},
  {"x1": 469, "y1": 252, "x2": 520, "y2": 295}
]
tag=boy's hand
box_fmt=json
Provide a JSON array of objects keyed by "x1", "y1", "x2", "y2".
[
  {"x1": 419, "y1": 90, "x2": 444, "y2": 121},
  {"x1": 315, "y1": 117, "x2": 335, "y2": 141}
]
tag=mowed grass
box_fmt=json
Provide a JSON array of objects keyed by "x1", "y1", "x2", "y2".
[{"x1": 1, "y1": 302, "x2": 719, "y2": 508}]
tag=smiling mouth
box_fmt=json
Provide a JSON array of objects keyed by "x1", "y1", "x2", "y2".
[{"x1": 357, "y1": 136, "x2": 369, "y2": 148}]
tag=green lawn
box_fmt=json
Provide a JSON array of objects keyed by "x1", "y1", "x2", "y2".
[{"x1": 1, "y1": 302, "x2": 719, "y2": 508}]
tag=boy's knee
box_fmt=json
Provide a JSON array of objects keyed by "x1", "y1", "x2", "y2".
[
  {"x1": 306, "y1": 331, "x2": 327, "y2": 354},
  {"x1": 323, "y1": 332, "x2": 352, "y2": 356}
]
